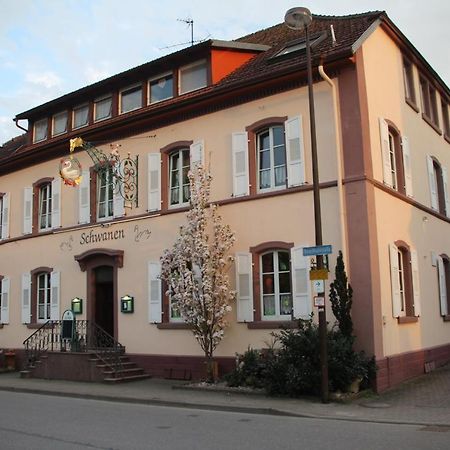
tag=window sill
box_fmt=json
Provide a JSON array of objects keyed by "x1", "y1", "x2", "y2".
[
  {"x1": 156, "y1": 322, "x2": 191, "y2": 330},
  {"x1": 422, "y1": 113, "x2": 442, "y2": 136},
  {"x1": 405, "y1": 97, "x2": 419, "y2": 113},
  {"x1": 247, "y1": 320, "x2": 297, "y2": 329},
  {"x1": 397, "y1": 316, "x2": 419, "y2": 324},
  {"x1": 443, "y1": 315, "x2": 450, "y2": 322}
]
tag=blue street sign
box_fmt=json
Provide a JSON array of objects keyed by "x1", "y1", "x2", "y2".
[{"x1": 303, "y1": 245, "x2": 333, "y2": 256}]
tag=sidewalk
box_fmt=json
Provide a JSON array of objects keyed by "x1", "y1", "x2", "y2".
[{"x1": 0, "y1": 364, "x2": 449, "y2": 427}]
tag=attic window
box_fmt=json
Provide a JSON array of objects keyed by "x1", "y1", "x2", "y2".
[{"x1": 273, "y1": 31, "x2": 327, "y2": 59}]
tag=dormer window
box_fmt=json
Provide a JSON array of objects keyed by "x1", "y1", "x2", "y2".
[
  {"x1": 73, "y1": 104, "x2": 89, "y2": 129},
  {"x1": 33, "y1": 119, "x2": 48, "y2": 143},
  {"x1": 120, "y1": 84, "x2": 142, "y2": 114},
  {"x1": 179, "y1": 60, "x2": 207, "y2": 94},
  {"x1": 149, "y1": 72, "x2": 174, "y2": 104},
  {"x1": 94, "y1": 95, "x2": 112, "y2": 122},
  {"x1": 52, "y1": 111, "x2": 68, "y2": 137}
]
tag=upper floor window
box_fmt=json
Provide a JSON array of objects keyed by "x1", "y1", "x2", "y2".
[
  {"x1": 39, "y1": 183, "x2": 52, "y2": 230},
  {"x1": 169, "y1": 148, "x2": 190, "y2": 207},
  {"x1": 261, "y1": 250, "x2": 292, "y2": 319},
  {"x1": 179, "y1": 60, "x2": 207, "y2": 94},
  {"x1": 389, "y1": 241, "x2": 420, "y2": 321},
  {"x1": 97, "y1": 168, "x2": 114, "y2": 220},
  {"x1": 402, "y1": 58, "x2": 416, "y2": 107},
  {"x1": 33, "y1": 119, "x2": 48, "y2": 143},
  {"x1": 257, "y1": 125, "x2": 287, "y2": 192},
  {"x1": 379, "y1": 118, "x2": 413, "y2": 197},
  {"x1": 232, "y1": 116, "x2": 305, "y2": 198},
  {"x1": 437, "y1": 255, "x2": 450, "y2": 318},
  {"x1": 149, "y1": 73, "x2": 173, "y2": 104},
  {"x1": 94, "y1": 95, "x2": 112, "y2": 122},
  {"x1": 120, "y1": 85, "x2": 142, "y2": 114},
  {"x1": 73, "y1": 104, "x2": 89, "y2": 129},
  {"x1": 52, "y1": 111, "x2": 68, "y2": 137},
  {"x1": 420, "y1": 77, "x2": 440, "y2": 128},
  {"x1": 0, "y1": 193, "x2": 8, "y2": 240},
  {"x1": 427, "y1": 156, "x2": 449, "y2": 216},
  {"x1": 441, "y1": 100, "x2": 450, "y2": 138}
]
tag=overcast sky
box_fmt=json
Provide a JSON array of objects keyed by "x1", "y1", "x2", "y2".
[{"x1": 1, "y1": 0, "x2": 449, "y2": 144}]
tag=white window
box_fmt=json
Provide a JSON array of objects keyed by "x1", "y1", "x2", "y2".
[
  {"x1": 388, "y1": 131, "x2": 397, "y2": 190},
  {"x1": 52, "y1": 111, "x2": 68, "y2": 136},
  {"x1": 261, "y1": 250, "x2": 292, "y2": 319},
  {"x1": 39, "y1": 183, "x2": 52, "y2": 230},
  {"x1": 257, "y1": 125, "x2": 287, "y2": 191},
  {"x1": 0, "y1": 277, "x2": 10, "y2": 324},
  {"x1": 149, "y1": 73, "x2": 173, "y2": 104},
  {"x1": 73, "y1": 104, "x2": 89, "y2": 129},
  {"x1": 0, "y1": 194, "x2": 8, "y2": 240},
  {"x1": 94, "y1": 95, "x2": 112, "y2": 122},
  {"x1": 37, "y1": 272, "x2": 51, "y2": 322},
  {"x1": 169, "y1": 148, "x2": 190, "y2": 206},
  {"x1": 120, "y1": 85, "x2": 142, "y2": 114},
  {"x1": 33, "y1": 119, "x2": 48, "y2": 143},
  {"x1": 179, "y1": 60, "x2": 207, "y2": 94},
  {"x1": 97, "y1": 169, "x2": 114, "y2": 220}
]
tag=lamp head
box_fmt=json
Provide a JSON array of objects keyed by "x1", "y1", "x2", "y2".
[{"x1": 284, "y1": 7, "x2": 313, "y2": 30}]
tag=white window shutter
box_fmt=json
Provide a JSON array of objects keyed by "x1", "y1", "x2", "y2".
[
  {"x1": 442, "y1": 166, "x2": 450, "y2": 217},
  {"x1": 379, "y1": 118, "x2": 392, "y2": 188},
  {"x1": 0, "y1": 277, "x2": 10, "y2": 324},
  {"x1": 389, "y1": 243, "x2": 401, "y2": 318},
  {"x1": 410, "y1": 249, "x2": 421, "y2": 317},
  {"x1": 21, "y1": 273, "x2": 31, "y2": 324},
  {"x1": 285, "y1": 116, "x2": 305, "y2": 187},
  {"x1": 113, "y1": 189, "x2": 125, "y2": 218},
  {"x1": 190, "y1": 140, "x2": 204, "y2": 168},
  {"x1": 51, "y1": 179, "x2": 61, "y2": 228},
  {"x1": 401, "y1": 136, "x2": 413, "y2": 197},
  {"x1": 148, "y1": 261, "x2": 162, "y2": 323},
  {"x1": 291, "y1": 246, "x2": 312, "y2": 319},
  {"x1": 1, "y1": 193, "x2": 10, "y2": 240},
  {"x1": 231, "y1": 132, "x2": 249, "y2": 197},
  {"x1": 23, "y1": 187, "x2": 33, "y2": 235},
  {"x1": 437, "y1": 256, "x2": 448, "y2": 316},
  {"x1": 235, "y1": 253, "x2": 254, "y2": 322},
  {"x1": 427, "y1": 155, "x2": 438, "y2": 210},
  {"x1": 148, "y1": 153, "x2": 161, "y2": 212},
  {"x1": 50, "y1": 271, "x2": 60, "y2": 320},
  {"x1": 79, "y1": 170, "x2": 90, "y2": 224}
]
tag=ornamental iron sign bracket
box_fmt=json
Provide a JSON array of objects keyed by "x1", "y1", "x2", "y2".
[{"x1": 62, "y1": 137, "x2": 139, "y2": 208}]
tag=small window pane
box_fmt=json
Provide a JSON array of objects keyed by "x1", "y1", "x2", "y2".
[
  {"x1": 52, "y1": 112, "x2": 68, "y2": 136},
  {"x1": 274, "y1": 146, "x2": 286, "y2": 166},
  {"x1": 278, "y1": 252, "x2": 290, "y2": 271},
  {"x1": 34, "y1": 119, "x2": 48, "y2": 143},
  {"x1": 150, "y1": 74, "x2": 173, "y2": 103},
  {"x1": 279, "y1": 273, "x2": 291, "y2": 293},
  {"x1": 279, "y1": 294, "x2": 292, "y2": 315},
  {"x1": 273, "y1": 126, "x2": 284, "y2": 146},
  {"x1": 259, "y1": 149, "x2": 270, "y2": 170},
  {"x1": 259, "y1": 170, "x2": 271, "y2": 189},
  {"x1": 274, "y1": 166, "x2": 286, "y2": 186},
  {"x1": 73, "y1": 105, "x2": 89, "y2": 129},
  {"x1": 263, "y1": 274, "x2": 274, "y2": 294},
  {"x1": 262, "y1": 253, "x2": 274, "y2": 272},
  {"x1": 180, "y1": 60, "x2": 207, "y2": 94},
  {"x1": 121, "y1": 86, "x2": 142, "y2": 113},
  {"x1": 94, "y1": 97, "x2": 112, "y2": 121},
  {"x1": 263, "y1": 295, "x2": 275, "y2": 316}
]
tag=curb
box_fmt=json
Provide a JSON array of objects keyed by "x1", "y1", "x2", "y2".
[{"x1": 1, "y1": 385, "x2": 450, "y2": 427}]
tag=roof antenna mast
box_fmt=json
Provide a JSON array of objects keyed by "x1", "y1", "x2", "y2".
[{"x1": 178, "y1": 18, "x2": 194, "y2": 46}]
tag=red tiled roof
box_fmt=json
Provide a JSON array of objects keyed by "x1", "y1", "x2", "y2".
[{"x1": 0, "y1": 134, "x2": 26, "y2": 161}]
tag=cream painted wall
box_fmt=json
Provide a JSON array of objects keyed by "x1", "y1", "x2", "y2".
[
  {"x1": 0, "y1": 82, "x2": 345, "y2": 356},
  {"x1": 361, "y1": 28, "x2": 450, "y2": 357}
]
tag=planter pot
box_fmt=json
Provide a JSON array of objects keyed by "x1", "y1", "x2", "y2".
[{"x1": 348, "y1": 377, "x2": 363, "y2": 394}]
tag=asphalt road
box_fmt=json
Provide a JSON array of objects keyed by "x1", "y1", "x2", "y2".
[{"x1": 0, "y1": 391, "x2": 449, "y2": 450}]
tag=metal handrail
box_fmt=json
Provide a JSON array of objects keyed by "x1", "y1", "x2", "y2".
[{"x1": 23, "y1": 320, "x2": 125, "y2": 376}]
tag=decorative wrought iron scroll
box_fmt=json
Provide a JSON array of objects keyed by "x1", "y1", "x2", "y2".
[{"x1": 68, "y1": 137, "x2": 138, "y2": 208}]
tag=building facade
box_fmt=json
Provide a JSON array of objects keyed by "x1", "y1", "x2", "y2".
[{"x1": 1, "y1": 11, "x2": 449, "y2": 391}]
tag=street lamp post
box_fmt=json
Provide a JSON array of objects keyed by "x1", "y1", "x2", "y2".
[{"x1": 284, "y1": 7, "x2": 329, "y2": 403}]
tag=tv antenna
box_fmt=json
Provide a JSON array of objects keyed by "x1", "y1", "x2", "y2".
[
  {"x1": 178, "y1": 18, "x2": 194, "y2": 46},
  {"x1": 159, "y1": 18, "x2": 210, "y2": 51}
]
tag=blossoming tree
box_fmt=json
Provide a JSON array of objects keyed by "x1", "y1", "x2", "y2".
[{"x1": 160, "y1": 165, "x2": 235, "y2": 381}]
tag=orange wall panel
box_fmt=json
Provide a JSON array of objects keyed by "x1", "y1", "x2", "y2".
[{"x1": 211, "y1": 49, "x2": 257, "y2": 83}]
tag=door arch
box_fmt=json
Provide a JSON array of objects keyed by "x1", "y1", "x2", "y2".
[{"x1": 75, "y1": 248, "x2": 123, "y2": 339}]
